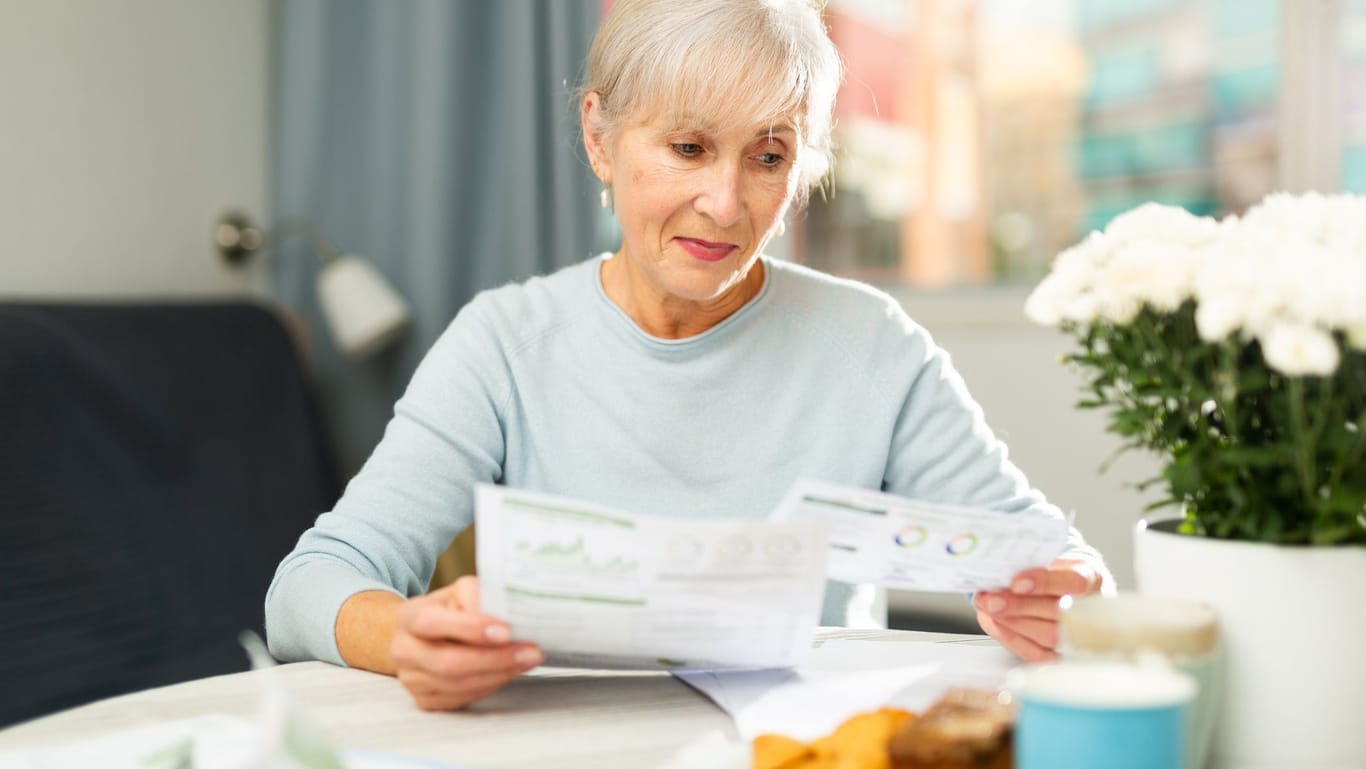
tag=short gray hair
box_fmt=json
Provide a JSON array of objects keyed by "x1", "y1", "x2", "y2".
[{"x1": 580, "y1": 0, "x2": 842, "y2": 201}]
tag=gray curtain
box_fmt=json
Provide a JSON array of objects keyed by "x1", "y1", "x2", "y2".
[{"x1": 270, "y1": 0, "x2": 604, "y2": 473}]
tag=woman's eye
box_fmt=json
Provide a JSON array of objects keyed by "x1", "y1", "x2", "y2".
[
  {"x1": 757, "y1": 152, "x2": 785, "y2": 167},
  {"x1": 671, "y1": 143, "x2": 703, "y2": 157}
]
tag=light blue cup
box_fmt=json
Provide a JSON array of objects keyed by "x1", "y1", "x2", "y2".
[{"x1": 1012, "y1": 661, "x2": 1196, "y2": 769}]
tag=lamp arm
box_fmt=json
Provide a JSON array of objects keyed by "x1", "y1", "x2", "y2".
[
  {"x1": 267, "y1": 218, "x2": 342, "y2": 265},
  {"x1": 214, "y1": 211, "x2": 342, "y2": 267}
]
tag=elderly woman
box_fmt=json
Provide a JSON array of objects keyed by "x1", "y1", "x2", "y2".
[{"x1": 266, "y1": 0, "x2": 1111, "y2": 711}]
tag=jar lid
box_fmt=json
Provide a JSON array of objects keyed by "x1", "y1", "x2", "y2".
[{"x1": 1060, "y1": 593, "x2": 1220, "y2": 658}]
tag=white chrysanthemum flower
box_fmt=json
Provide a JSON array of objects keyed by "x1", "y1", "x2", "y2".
[
  {"x1": 1024, "y1": 273, "x2": 1067, "y2": 326},
  {"x1": 1105, "y1": 202, "x2": 1222, "y2": 249},
  {"x1": 1243, "y1": 192, "x2": 1366, "y2": 252},
  {"x1": 1039, "y1": 206, "x2": 1218, "y2": 326},
  {"x1": 1287, "y1": 250, "x2": 1365, "y2": 329},
  {"x1": 1193, "y1": 222, "x2": 1305, "y2": 336},
  {"x1": 1027, "y1": 192, "x2": 1364, "y2": 343},
  {"x1": 1259, "y1": 322, "x2": 1341, "y2": 376},
  {"x1": 1104, "y1": 241, "x2": 1199, "y2": 313},
  {"x1": 1027, "y1": 233, "x2": 1110, "y2": 326},
  {"x1": 1195, "y1": 297, "x2": 1244, "y2": 342},
  {"x1": 1093, "y1": 285, "x2": 1142, "y2": 324},
  {"x1": 1059, "y1": 292, "x2": 1103, "y2": 325},
  {"x1": 1228, "y1": 204, "x2": 1366, "y2": 333},
  {"x1": 1052, "y1": 231, "x2": 1111, "y2": 278},
  {"x1": 1313, "y1": 249, "x2": 1365, "y2": 330}
]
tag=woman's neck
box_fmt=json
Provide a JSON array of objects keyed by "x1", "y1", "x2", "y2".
[{"x1": 600, "y1": 254, "x2": 766, "y2": 339}]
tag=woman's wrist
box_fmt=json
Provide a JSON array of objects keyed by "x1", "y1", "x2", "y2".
[{"x1": 335, "y1": 590, "x2": 405, "y2": 674}]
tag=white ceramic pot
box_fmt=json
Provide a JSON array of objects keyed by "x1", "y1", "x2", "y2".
[{"x1": 1133, "y1": 519, "x2": 1366, "y2": 769}]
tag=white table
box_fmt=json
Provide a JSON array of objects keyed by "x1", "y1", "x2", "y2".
[{"x1": 0, "y1": 628, "x2": 998, "y2": 769}]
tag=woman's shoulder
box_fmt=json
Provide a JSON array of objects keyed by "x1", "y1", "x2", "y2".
[
  {"x1": 456, "y1": 256, "x2": 599, "y2": 341},
  {"x1": 765, "y1": 256, "x2": 918, "y2": 332}
]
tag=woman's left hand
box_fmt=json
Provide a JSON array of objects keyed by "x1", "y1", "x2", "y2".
[{"x1": 973, "y1": 557, "x2": 1104, "y2": 662}]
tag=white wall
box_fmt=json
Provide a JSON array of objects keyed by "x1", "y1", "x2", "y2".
[
  {"x1": 0, "y1": 0, "x2": 269, "y2": 297},
  {"x1": 883, "y1": 287, "x2": 1165, "y2": 624}
]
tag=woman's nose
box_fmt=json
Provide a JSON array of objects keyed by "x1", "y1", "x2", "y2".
[{"x1": 695, "y1": 163, "x2": 742, "y2": 228}]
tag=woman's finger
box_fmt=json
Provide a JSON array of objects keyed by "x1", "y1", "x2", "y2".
[
  {"x1": 1011, "y1": 560, "x2": 1100, "y2": 598},
  {"x1": 455, "y1": 575, "x2": 482, "y2": 614},
  {"x1": 398, "y1": 673, "x2": 477, "y2": 712},
  {"x1": 399, "y1": 601, "x2": 511, "y2": 646},
  {"x1": 992, "y1": 615, "x2": 1059, "y2": 651},
  {"x1": 413, "y1": 639, "x2": 543, "y2": 679},
  {"x1": 973, "y1": 591, "x2": 1065, "y2": 621},
  {"x1": 393, "y1": 642, "x2": 543, "y2": 711},
  {"x1": 399, "y1": 665, "x2": 522, "y2": 701},
  {"x1": 978, "y1": 612, "x2": 1057, "y2": 663}
]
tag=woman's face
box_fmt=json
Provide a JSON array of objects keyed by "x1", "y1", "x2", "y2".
[{"x1": 586, "y1": 94, "x2": 801, "y2": 308}]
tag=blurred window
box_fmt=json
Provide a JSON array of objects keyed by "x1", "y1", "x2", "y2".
[
  {"x1": 795, "y1": 0, "x2": 1364, "y2": 287},
  {"x1": 1347, "y1": 0, "x2": 1366, "y2": 191}
]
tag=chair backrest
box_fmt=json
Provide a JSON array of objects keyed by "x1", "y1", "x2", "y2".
[{"x1": 0, "y1": 302, "x2": 338, "y2": 727}]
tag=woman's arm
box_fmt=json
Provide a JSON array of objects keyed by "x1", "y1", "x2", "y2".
[{"x1": 265, "y1": 295, "x2": 512, "y2": 666}]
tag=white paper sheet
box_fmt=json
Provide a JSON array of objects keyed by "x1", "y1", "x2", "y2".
[
  {"x1": 676, "y1": 664, "x2": 941, "y2": 741},
  {"x1": 475, "y1": 485, "x2": 831, "y2": 670},
  {"x1": 675, "y1": 639, "x2": 1020, "y2": 741},
  {"x1": 772, "y1": 480, "x2": 1070, "y2": 592},
  {"x1": 815, "y1": 639, "x2": 1019, "y2": 712}
]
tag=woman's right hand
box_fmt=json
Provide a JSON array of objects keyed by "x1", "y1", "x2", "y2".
[{"x1": 388, "y1": 575, "x2": 544, "y2": 710}]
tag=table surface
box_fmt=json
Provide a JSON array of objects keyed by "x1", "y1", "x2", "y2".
[{"x1": 0, "y1": 628, "x2": 997, "y2": 769}]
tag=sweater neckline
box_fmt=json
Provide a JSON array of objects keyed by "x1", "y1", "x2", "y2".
[{"x1": 590, "y1": 253, "x2": 774, "y2": 350}]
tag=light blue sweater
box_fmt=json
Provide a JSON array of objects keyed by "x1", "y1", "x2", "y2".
[{"x1": 265, "y1": 255, "x2": 1108, "y2": 665}]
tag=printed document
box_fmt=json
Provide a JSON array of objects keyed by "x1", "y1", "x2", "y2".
[
  {"x1": 475, "y1": 485, "x2": 830, "y2": 671},
  {"x1": 772, "y1": 480, "x2": 1069, "y2": 592},
  {"x1": 675, "y1": 638, "x2": 1019, "y2": 740}
]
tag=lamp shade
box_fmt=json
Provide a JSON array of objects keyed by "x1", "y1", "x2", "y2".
[{"x1": 316, "y1": 255, "x2": 411, "y2": 358}]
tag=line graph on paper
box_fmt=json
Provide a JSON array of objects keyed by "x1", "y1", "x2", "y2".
[
  {"x1": 498, "y1": 495, "x2": 649, "y2": 600},
  {"x1": 513, "y1": 536, "x2": 640, "y2": 576}
]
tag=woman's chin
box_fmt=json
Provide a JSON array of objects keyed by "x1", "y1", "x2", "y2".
[{"x1": 663, "y1": 265, "x2": 745, "y2": 302}]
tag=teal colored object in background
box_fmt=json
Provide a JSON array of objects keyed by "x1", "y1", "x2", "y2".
[{"x1": 1345, "y1": 145, "x2": 1366, "y2": 192}]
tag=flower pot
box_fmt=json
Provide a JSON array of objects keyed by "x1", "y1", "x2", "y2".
[{"x1": 1133, "y1": 519, "x2": 1366, "y2": 769}]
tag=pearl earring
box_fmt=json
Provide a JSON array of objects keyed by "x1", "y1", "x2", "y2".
[{"x1": 600, "y1": 186, "x2": 612, "y2": 211}]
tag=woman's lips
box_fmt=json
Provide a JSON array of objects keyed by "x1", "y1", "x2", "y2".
[{"x1": 675, "y1": 237, "x2": 738, "y2": 262}]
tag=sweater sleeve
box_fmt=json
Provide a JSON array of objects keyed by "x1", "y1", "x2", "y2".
[
  {"x1": 880, "y1": 318, "x2": 1114, "y2": 591},
  {"x1": 264, "y1": 295, "x2": 513, "y2": 665}
]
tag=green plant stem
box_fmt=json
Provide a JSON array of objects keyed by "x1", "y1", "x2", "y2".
[
  {"x1": 1309, "y1": 375, "x2": 1336, "y2": 534},
  {"x1": 1286, "y1": 377, "x2": 1317, "y2": 510},
  {"x1": 1219, "y1": 340, "x2": 1240, "y2": 440},
  {"x1": 1328, "y1": 405, "x2": 1366, "y2": 495}
]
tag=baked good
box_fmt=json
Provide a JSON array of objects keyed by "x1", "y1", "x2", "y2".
[
  {"x1": 753, "y1": 707, "x2": 914, "y2": 769},
  {"x1": 887, "y1": 688, "x2": 1014, "y2": 769}
]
